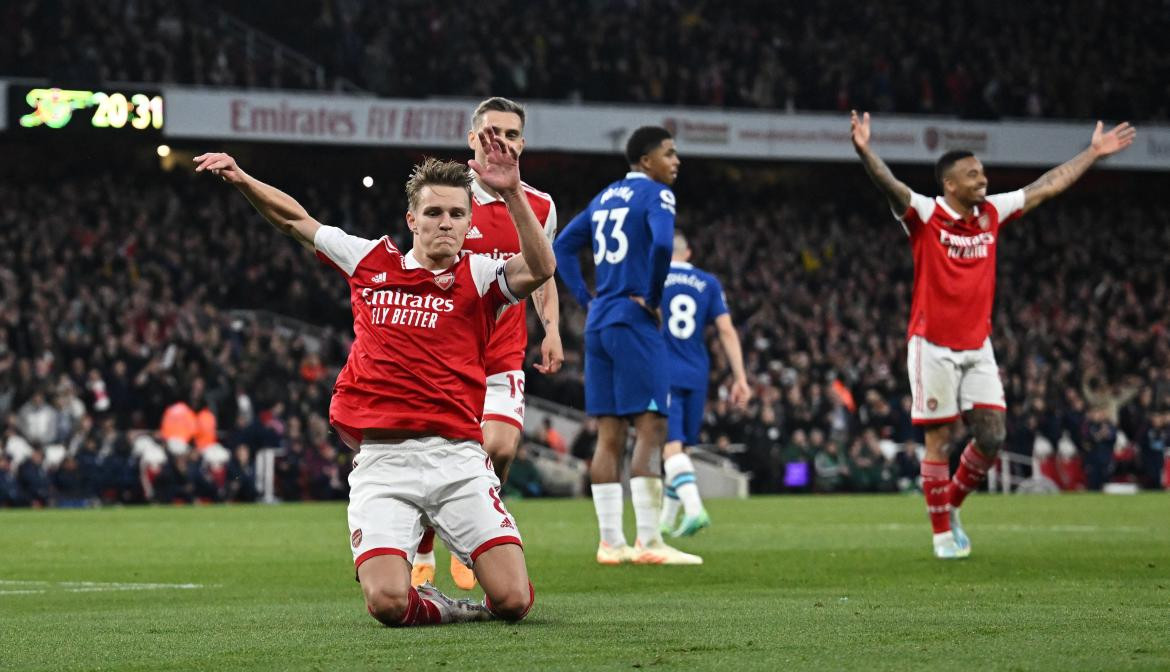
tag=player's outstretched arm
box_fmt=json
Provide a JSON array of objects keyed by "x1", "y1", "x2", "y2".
[
  {"x1": 850, "y1": 111, "x2": 912, "y2": 214},
  {"x1": 469, "y1": 128, "x2": 555, "y2": 299},
  {"x1": 714, "y1": 314, "x2": 752, "y2": 408},
  {"x1": 194, "y1": 153, "x2": 321, "y2": 250},
  {"x1": 1021, "y1": 121, "x2": 1136, "y2": 214}
]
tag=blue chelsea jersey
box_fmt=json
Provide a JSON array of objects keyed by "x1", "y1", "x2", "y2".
[
  {"x1": 554, "y1": 172, "x2": 676, "y2": 331},
  {"x1": 662, "y1": 261, "x2": 728, "y2": 390}
]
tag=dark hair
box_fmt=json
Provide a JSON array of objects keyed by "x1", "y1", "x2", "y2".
[
  {"x1": 472, "y1": 97, "x2": 526, "y2": 130},
  {"x1": 625, "y1": 126, "x2": 673, "y2": 166},
  {"x1": 935, "y1": 150, "x2": 975, "y2": 190},
  {"x1": 404, "y1": 157, "x2": 472, "y2": 210}
]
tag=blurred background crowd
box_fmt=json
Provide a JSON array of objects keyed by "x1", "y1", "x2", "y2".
[
  {"x1": 2, "y1": 160, "x2": 1166, "y2": 507},
  {"x1": 3, "y1": 0, "x2": 1168, "y2": 120},
  {"x1": 1, "y1": 0, "x2": 1167, "y2": 507}
]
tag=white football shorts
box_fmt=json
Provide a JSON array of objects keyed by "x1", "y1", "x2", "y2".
[
  {"x1": 482, "y1": 370, "x2": 526, "y2": 431},
  {"x1": 348, "y1": 436, "x2": 522, "y2": 574},
  {"x1": 906, "y1": 335, "x2": 1005, "y2": 426}
]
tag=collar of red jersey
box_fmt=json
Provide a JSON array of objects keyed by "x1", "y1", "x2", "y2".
[
  {"x1": 404, "y1": 248, "x2": 451, "y2": 275},
  {"x1": 470, "y1": 178, "x2": 501, "y2": 205},
  {"x1": 935, "y1": 196, "x2": 980, "y2": 221}
]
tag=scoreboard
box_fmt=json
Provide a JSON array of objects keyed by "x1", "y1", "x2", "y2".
[{"x1": 8, "y1": 85, "x2": 164, "y2": 133}]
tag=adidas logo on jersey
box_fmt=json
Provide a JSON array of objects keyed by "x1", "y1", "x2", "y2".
[
  {"x1": 467, "y1": 225, "x2": 484, "y2": 239},
  {"x1": 500, "y1": 517, "x2": 515, "y2": 529},
  {"x1": 371, "y1": 272, "x2": 387, "y2": 284}
]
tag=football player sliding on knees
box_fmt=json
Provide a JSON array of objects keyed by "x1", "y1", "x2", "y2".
[
  {"x1": 412, "y1": 97, "x2": 563, "y2": 592},
  {"x1": 850, "y1": 110, "x2": 1135, "y2": 559},
  {"x1": 193, "y1": 126, "x2": 554, "y2": 625}
]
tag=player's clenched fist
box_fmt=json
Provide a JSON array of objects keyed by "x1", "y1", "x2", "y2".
[{"x1": 193, "y1": 152, "x2": 248, "y2": 185}]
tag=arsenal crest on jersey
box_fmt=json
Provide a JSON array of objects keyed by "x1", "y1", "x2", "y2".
[
  {"x1": 433, "y1": 272, "x2": 455, "y2": 291},
  {"x1": 977, "y1": 213, "x2": 990, "y2": 230}
]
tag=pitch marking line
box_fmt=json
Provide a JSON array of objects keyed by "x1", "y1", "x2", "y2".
[{"x1": 0, "y1": 580, "x2": 213, "y2": 596}]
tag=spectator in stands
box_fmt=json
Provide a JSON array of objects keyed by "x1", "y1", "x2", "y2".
[
  {"x1": 813, "y1": 440, "x2": 847, "y2": 493},
  {"x1": 1140, "y1": 410, "x2": 1168, "y2": 490},
  {"x1": 1082, "y1": 408, "x2": 1118, "y2": 491},
  {"x1": 16, "y1": 447, "x2": 51, "y2": 507},
  {"x1": 541, "y1": 417, "x2": 567, "y2": 457},
  {"x1": 0, "y1": 453, "x2": 17, "y2": 507},
  {"x1": 225, "y1": 444, "x2": 259, "y2": 502},
  {"x1": 848, "y1": 430, "x2": 886, "y2": 492},
  {"x1": 52, "y1": 455, "x2": 90, "y2": 508},
  {"x1": 570, "y1": 417, "x2": 598, "y2": 463},
  {"x1": 18, "y1": 390, "x2": 57, "y2": 447},
  {"x1": 893, "y1": 442, "x2": 921, "y2": 492}
]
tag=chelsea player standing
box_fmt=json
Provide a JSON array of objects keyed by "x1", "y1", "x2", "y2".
[
  {"x1": 659, "y1": 231, "x2": 751, "y2": 538},
  {"x1": 555, "y1": 126, "x2": 701, "y2": 565}
]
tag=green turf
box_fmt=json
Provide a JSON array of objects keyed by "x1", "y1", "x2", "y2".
[{"x1": 1, "y1": 494, "x2": 1168, "y2": 671}]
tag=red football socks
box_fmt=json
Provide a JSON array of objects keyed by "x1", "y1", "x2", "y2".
[
  {"x1": 949, "y1": 442, "x2": 994, "y2": 509},
  {"x1": 921, "y1": 460, "x2": 951, "y2": 534},
  {"x1": 417, "y1": 527, "x2": 436, "y2": 555}
]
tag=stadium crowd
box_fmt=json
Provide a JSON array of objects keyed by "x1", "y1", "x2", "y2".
[
  {"x1": 1, "y1": 160, "x2": 1167, "y2": 508},
  {"x1": 4, "y1": 0, "x2": 1168, "y2": 120}
]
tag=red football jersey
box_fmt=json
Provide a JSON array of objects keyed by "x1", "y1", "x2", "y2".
[
  {"x1": 463, "y1": 179, "x2": 556, "y2": 375},
  {"x1": 314, "y1": 225, "x2": 518, "y2": 448},
  {"x1": 897, "y1": 190, "x2": 1025, "y2": 350}
]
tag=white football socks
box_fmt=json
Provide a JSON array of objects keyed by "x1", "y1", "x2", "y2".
[
  {"x1": 629, "y1": 476, "x2": 664, "y2": 546},
  {"x1": 665, "y1": 453, "x2": 704, "y2": 517},
  {"x1": 660, "y1": 489, "x2": 682, "y2": 527},
  {"x1": 591, "y1": 483, "x2": 627, "y2": 547}
]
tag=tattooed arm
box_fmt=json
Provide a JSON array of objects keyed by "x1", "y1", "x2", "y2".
[
  {"x1": 1021, "y1": 121, "x2": 1136, "y2": 214},
  {"x1": 531, "y1": 279, "x2": 563, "y2": 374},
  {"x1": 850, "y1": 110, "x2": 912, "y2": 214}
]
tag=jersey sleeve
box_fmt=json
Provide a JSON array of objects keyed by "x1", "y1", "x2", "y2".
[
  {"x1": 645, "y1": 187, "x2": 677, "y2": 309},
  {"x1": 468, "y1": 254, "x2": 519, "y2": 309},
  {"x1": 893, "y1": 191, "x2": 936, "y2": 235},
  {"x1": 314, "y1": 225, "x2": 382, "y2": 277},
  {"x1": 542, "y1": 200, "x2": 558, "y2": 244},
  {"x1": 553, "y1": 207, "x2": 594, "y2": 308},
  {"x1": 707, "y1": 276, "x2": 730, "y2": 324},
  {"x1": 986, "y1": 189, "x2": 1025, "y2": 226}
]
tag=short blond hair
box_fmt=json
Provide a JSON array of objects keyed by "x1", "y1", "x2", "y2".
[
  {"x1": 404, "y1": 157, "x2": 472, "y2": 210},
  {"x1": 472, "y1": 97, "x2": 526, "y2": 131}
]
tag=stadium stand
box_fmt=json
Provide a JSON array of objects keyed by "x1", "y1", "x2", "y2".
[
  {"x1": 3, "y1": 0, "x2": 1168, "y2": 118},
  {"x1": 1, "y1": 146, "x2": 1167, "y2": 505}
]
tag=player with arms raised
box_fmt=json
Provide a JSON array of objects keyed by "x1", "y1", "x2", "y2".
[
  {"x1": 193, "y1": 126, "x2": 554, "y2": 624},
  {"x1": 850, "y1": 110, "x2": 1136, "y2": 558},
  {"x1": 412, "y1": 97, "x2": 562, "y2": 591},
  {"x1": 658, "y1": 231, "x2": 751, "y2": 537},
  {"x1": 556, "y1": 126, "x2": 701, "y2": 565}
]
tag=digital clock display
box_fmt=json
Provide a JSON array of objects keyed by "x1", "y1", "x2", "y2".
[{"x1": 10, "y1": 86, "x2": 164, "y2": 132}]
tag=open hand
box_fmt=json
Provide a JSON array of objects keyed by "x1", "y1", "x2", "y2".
[
  {"x1": 468, "y1": 126, "x2": 520, "y2": 195},
  {"x1": 193, "y1": 153, "x2": 247, "y2": 185},
  {"x1": 533, "y1": 332, "x2": 564, "y2": 374},
  {"x1": 1090, "y1": 121, "x2": 1137, "y2": 158},
  {"x1": 850, "y1": 110, "x2": 871, "y2": 152}
]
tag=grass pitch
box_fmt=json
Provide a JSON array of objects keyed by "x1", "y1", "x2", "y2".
[{"x1": 1, "y1": 494, "x2": 1168, "y2": 671}]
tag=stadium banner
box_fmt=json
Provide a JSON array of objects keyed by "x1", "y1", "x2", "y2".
[{"x1": 163, "y1": 88, "x2": 1170, "y2": 170}]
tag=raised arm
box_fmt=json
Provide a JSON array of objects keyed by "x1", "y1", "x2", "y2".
[
  {"x1": 193, "y1": 153, "x2": 320, "y2": 250},
  {"x1": 469, "y1": 128, "x2": 555, "y2": 299},
  {"x1": 850, "y1": 111, "x2": 912, "y2": 214},
  {"x1": 1020, "y1": 121, "x2": 1136, "y2": 215},
  {"x1": 714, "y1": 313, "x2": 751, "y2": 408}
]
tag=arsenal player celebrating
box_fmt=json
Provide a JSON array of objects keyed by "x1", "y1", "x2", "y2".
[
  {"x1": 193, "y1": 126, "x2": 554, "y2": 625},
  {"x1": 413, "y1": 97, "x2": 562, "y2": 591},
  {"x1": 850, "y1": 111, "x2": 1136, "y2": 559}
]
